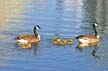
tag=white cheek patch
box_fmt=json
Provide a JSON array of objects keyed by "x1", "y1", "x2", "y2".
[
  {"x1": 36, "y1": 26, "x2": 39, "y2": 30},
  {"x1": 94, "y1": 23, "x2": 98, "y2": 26}
]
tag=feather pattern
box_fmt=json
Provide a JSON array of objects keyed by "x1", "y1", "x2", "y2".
[
  {"x1": 16, "y1": 25, "x2": 41, "y2": 43},
  {"x1": 76, "y1": 35, "x2": 99, "y2": 44}
]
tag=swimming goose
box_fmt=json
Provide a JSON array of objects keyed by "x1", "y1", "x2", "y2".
[
  {"x1": 76, "y1": 22, "x2": 99, "y2": 44},
  {"x1": 17, "y1": 25, "x2": 41, "y2": 43}
]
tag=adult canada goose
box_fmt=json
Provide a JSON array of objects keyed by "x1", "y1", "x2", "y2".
[
  {"x1": 17, "y1": 25, "x2": 41, "y2": 43},
  {"x1": 76, "y1": 22, "x2": 99, "y2": 44}
]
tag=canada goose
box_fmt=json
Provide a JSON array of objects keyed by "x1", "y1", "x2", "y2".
[
  {"x1": 16, "y1": 25, "x2": 41, "y2": 43},
  {"x1": 76, "y1": 22, "x2": 99, "y2": 44}
]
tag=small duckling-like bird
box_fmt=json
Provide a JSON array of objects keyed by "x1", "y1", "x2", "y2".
[
  {"x1": 60, "y1": 39, "x2": 67, "y2": 45},
  {"x1": 17, "y1": 42, "x2": 32, "y2": 49},
  {"x1": 67, "y1": 38, "x2": 73, "y2": 45},
  {"x1": 52, "y1": 37, "x2": 61, "y2": 45},
  {"x1": 76, "y1": 22, "x2": 99, "y2": 44},
  {"x1": 16, "y1": 25, "x2": 41, "y2": 43}
]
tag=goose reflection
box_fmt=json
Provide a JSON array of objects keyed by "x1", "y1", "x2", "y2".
[
  {"x1": 77, "y1": 42, "x2": 99, "y2": 49},
  {"x1": 77, "y1": 42, "x2": 100, "y2": 58},
  {"x1": 16, "y1": 42, "x2": 40, "y2": 58},
  {"x1": 92, "y1": 47, "x2": 100, "y2": 58},
  {"x1": 32, "y1": 43, "x2": 40, "y2": 57}
]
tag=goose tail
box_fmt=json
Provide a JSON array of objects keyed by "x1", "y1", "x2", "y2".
[{"x1": 14, "y1": 36, "x2": 19, "y2": 39}]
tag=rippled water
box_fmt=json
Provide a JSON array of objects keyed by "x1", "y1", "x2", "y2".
[{"x1": 0, "y1": 0, "x2": 108, "y2": 71}]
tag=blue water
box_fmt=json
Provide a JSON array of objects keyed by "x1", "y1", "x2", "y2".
[{"x1": 0, "y1": 0, "x2": 108, "y2": 71}]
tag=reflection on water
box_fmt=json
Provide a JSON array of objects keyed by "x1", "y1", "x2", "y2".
[
  {"x1": 0, "y1": 0, "x2": 108, "y2": 71},
  {"x1": 76, "y1": 42, "x2": 100, "y2": 58},
  {"x1": 77, "y1": 42, "x2": 99, "y2": 49}
]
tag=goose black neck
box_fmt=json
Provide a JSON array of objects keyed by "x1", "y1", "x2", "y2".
[
  {"x1": 94, "y1": 28, "x2": 98, "y2": 36},
  {"x1": 93, "y1": 25, "x2": 98, "y2": 37},
  {"x1": 34, "y1": 27, "x2": 38, "y2": 36}
]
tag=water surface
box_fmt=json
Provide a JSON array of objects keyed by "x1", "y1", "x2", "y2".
[{"x1": 0, "y1": 0, "x2": 108, "y2": 71}]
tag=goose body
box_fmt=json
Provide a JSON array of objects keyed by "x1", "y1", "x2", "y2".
[
  {"x1": 17, "y1": 34, "x2": 40, "y2": 43},
  {"x1": 76, "y1": 35, "x2": 99, "y2": 44},
  {"x1": 76, "y1": 22, "x2": 99, "y2": 44},
  {"x1": 17, "y1": 39, "x2": 28, "y2": 44},
  {"x1": 16, "y1": 25, "x2": 41, "y2": 44}
]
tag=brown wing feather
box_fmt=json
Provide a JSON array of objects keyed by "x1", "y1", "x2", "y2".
[
  {"x1": 79, "y1": 35, "x2": 97, "y2": 39},
  {"x1": 76, "y1": 35, "x2": 97, "y2": 39},
  {"x1": 18, "y1": 34, "x2": 40, "y2": 43},
  {"x1": 77, "y1": 35, "x2": 99, "y2": 43}
]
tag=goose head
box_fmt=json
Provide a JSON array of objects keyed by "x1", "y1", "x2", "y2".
[
  {"x1": 34, "y1": 25, "x2": 41, "y2": 30},
  {"x1": 34, "y1": 25, "x2": 41, "y2": 36},
  {"x1": 93, "y1": 22, "x2": 98, "y2": 27}
]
